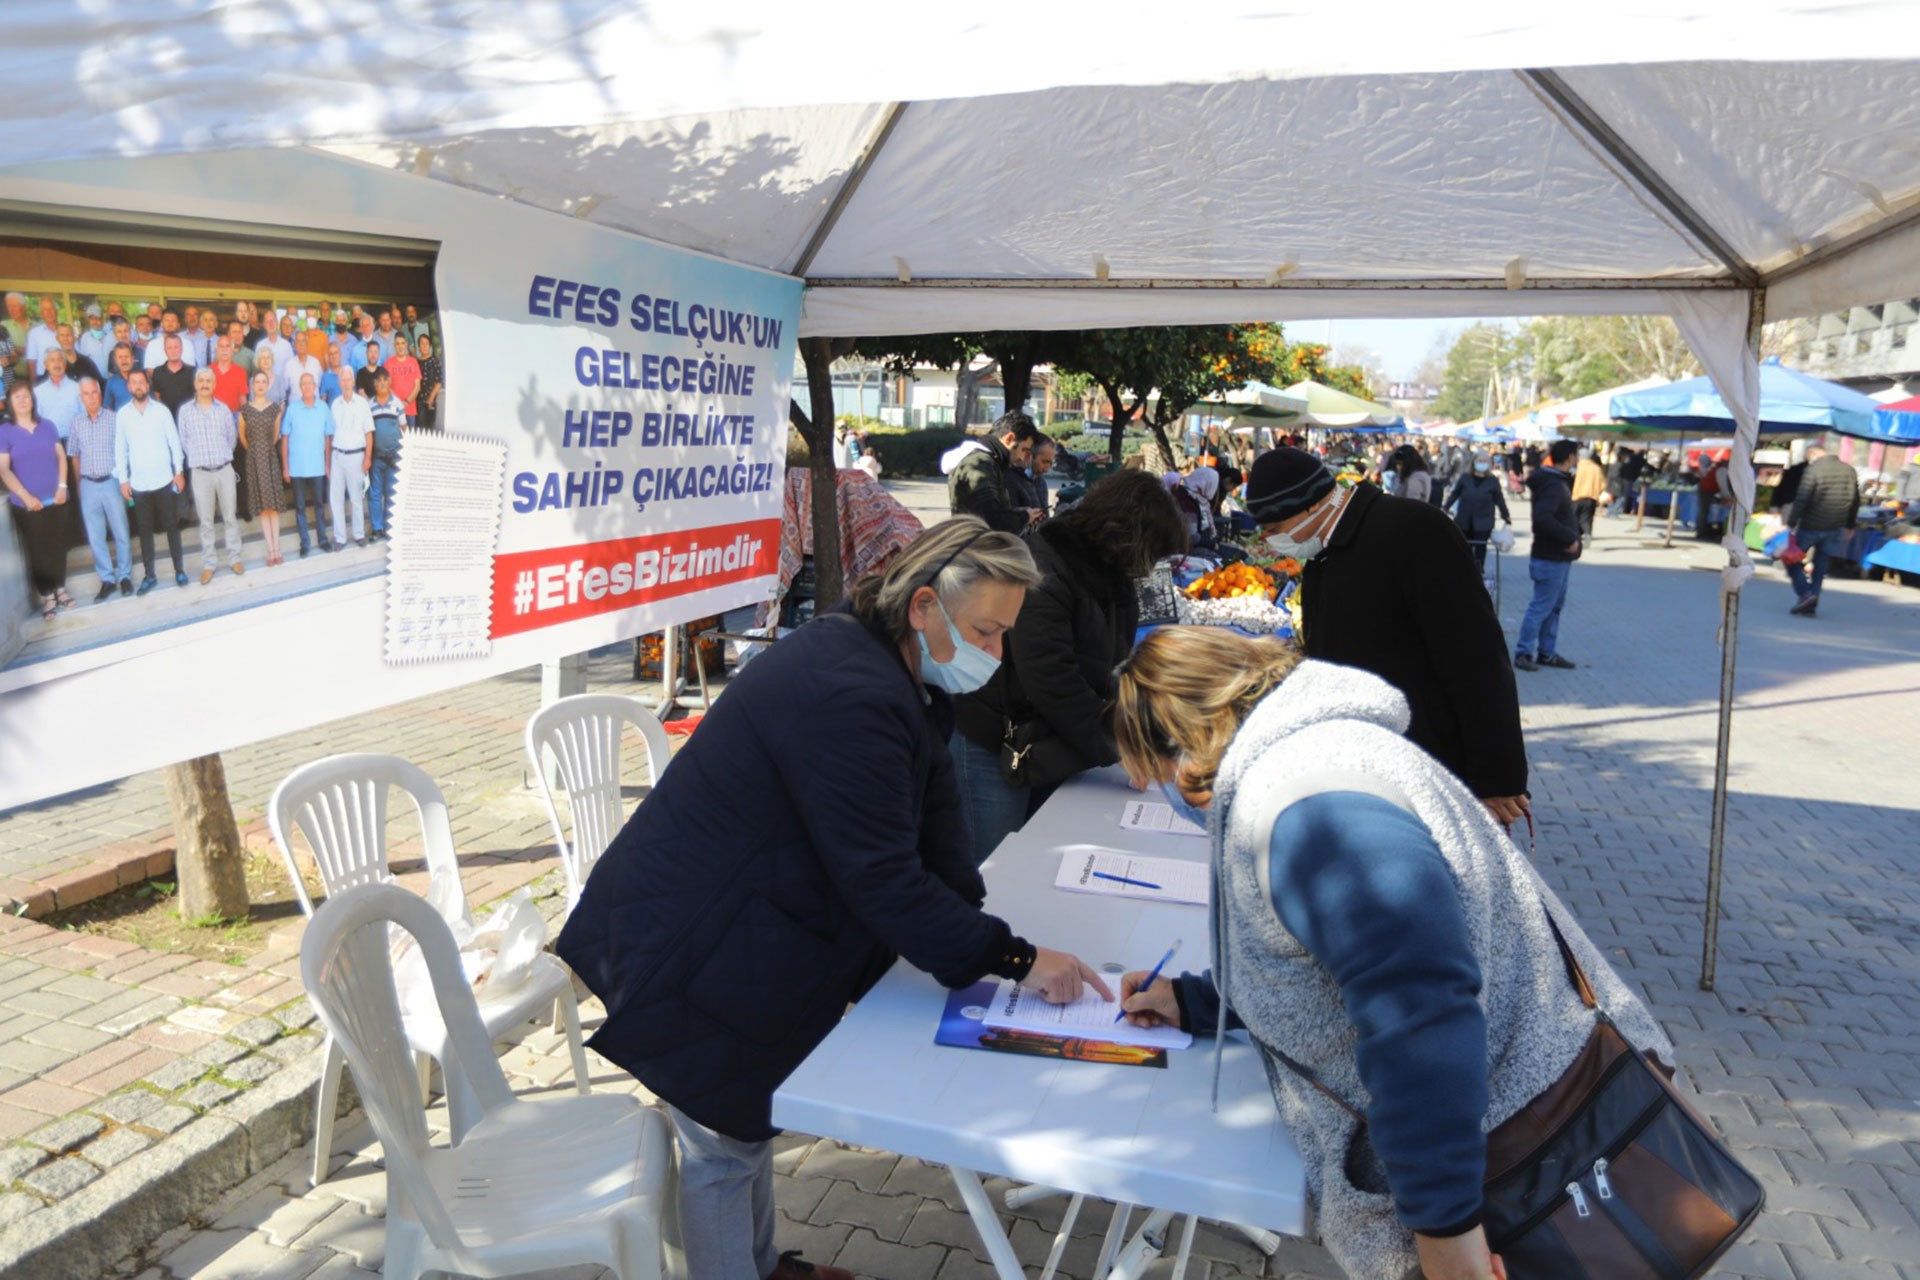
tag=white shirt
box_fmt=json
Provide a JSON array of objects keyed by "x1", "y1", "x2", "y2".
[
  {"x1": 115, "y1": 399, "x2": 184, "y2": 492},
  {"x1": 855, "y1": 456, "x2": 883, "y2": 480},
  {"x1": 76, "y1": 325, "x2": 114, "y2": 372},
  {"x1": 143, "y1": 332, "x2": 198, "y2": 369},
  {"x1": 281, "y1": 354, "x2": 324, "y2": 406},
  {"x1": 329, "y1": 392, "x2": 375, "y2": 451},
  {"x1": 257, "y1": 335, "x2": 296, "y2": 376},
  {"x1": 24, "y1": 323, "x2": 58, "y2": 375}
]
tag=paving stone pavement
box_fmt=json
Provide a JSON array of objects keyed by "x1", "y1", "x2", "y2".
[{"x1": 10, "y1": 478, "x2": 1920, "y2": 1278}]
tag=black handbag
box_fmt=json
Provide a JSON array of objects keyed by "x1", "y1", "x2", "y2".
[
  {"x1": 1267, "y1": 909, "x2": 1763, "y2": 1278},
  {"x1": 998, "y1": 719, "x2": 1083, "y2": 789}
]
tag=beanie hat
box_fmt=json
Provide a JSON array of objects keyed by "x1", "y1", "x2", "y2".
[{"x1": 1244, "y1": 447, "x2": 1336, "y2": 524}]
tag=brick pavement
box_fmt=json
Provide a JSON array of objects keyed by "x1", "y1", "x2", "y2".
[{"x1": 10, "y1": 477, "x2": 1920, "y2": 1278}]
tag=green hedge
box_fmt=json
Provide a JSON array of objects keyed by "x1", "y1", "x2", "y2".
[
  {"x1": 1044, "y1": 419, "x2": 1097, "y2": 443},
  {"x1": 1061, "y1": 430, "x2": 1144, "y2": 458},
  {"x1": 869, "y1": 428, "x2": 969, "y2": 478}
]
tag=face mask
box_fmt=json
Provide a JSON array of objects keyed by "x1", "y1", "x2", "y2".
[
  {"x1": 916, "y1": 598, "x2": 1001, "y2": 695},
  {"x1": 1474, "y1": 461, "x2": 1491, "y2": 475},
  {"x1": 1263, "y1": 490, "x2": 1345, "y2": 561},
  {"x1": 1159, "y1": 780, "x2": 1209, "y2": 829}
]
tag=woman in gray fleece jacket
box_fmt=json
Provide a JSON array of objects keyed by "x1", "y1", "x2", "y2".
[{"x1": 1111, "y1": 628, "x2": 1671, "y2": 1280}]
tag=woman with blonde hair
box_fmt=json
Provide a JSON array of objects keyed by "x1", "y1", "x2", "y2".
[
  {"x1": 560, "y1": 517, "x2": 1111, "y2": 1280},
  {"x1": 1111, "y1": 627, "x2": 1672, "y2": 1280}
]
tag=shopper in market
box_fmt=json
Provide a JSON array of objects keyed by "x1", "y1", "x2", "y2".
[
  {"x1": 1785, "y1": 444, "x2": 1862, "y2": 618},
  {"x1": 1386, "y1": 444, "x2": 1433, "y2": 503},
  {"x1": 558, "y1": 517, "x2": 1111, "y2": 1280},
  {"x1": 950, "y1": 470, "x2": 1187, "y2": 863},
  {"x1": 1242, "y1": 446, "x2": 1529, "y2": 824},
  {"x1": 1571, "y1": 445, "x2": 1608, "y2": 538},
  {"x1": 1108, "y1": 625, "x2": 1670, "y2": 1280},
  {"x1": 942, "y1": 410, "x2": 1045, "y2": 533},
  {"x1": 1442, "y1": 451, "x2": 1511, "y2": 572},
  {"x1": 1514, "y1": 439, "x2": 1584, "y2": 672},
  {"x1": 0, "y1": 380, "x2": 74, "y2": 618}
]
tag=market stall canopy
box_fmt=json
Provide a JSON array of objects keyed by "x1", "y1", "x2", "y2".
[
  {"x1": 1197, "y1": 382, "x2": 1309, "y2": 422},
  {"x1": 1610, "y1": 358, "x2": 1876, "y2": 436},
  {"x1": 5, "y1": 5, "x2": 1920, "y2": 335},
  {"x1": 1870, "y1": 394, "x2": 1920, "y2": 445},
  {"x1": 1282, "y1": 380, "x2": 1395, "y2": 428},
  {"x1": 1535, "y1": 377, "x2": 1673, "y2": 429}
]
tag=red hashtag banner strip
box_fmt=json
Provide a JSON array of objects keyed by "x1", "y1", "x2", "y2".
[{"x1": 489, "y1": 518, "x2": 782, "y2": 638}]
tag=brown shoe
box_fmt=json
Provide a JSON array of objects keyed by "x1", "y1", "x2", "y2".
[
  {"x1": 198, "y1": 568, "x2": 215, "y2": 586},
  {"x1": 765, "y1": 1251, "x2": 855, "y2": 1280},
  {"x1": 231, "y1": 561, "x2": 244, "y2": 576}
]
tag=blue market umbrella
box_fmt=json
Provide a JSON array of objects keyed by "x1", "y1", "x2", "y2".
[
  {"x1": 1608, "y1": 356, "x2": 1877, "y2": 436},
  {"x1": 1870, "y1": 394, "x2": 1920, "y2": 445}
]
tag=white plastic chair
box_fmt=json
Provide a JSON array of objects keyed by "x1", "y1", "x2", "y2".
[
  {"x1": 524, "y1": 695, "x2": 673, "y2": 912},
  {"x1": 269, "y1": 753, "x2": 591, "y2": 1188},
  {"x1": 302, "y1": 882, "x2": 678, "y2": 1280}
]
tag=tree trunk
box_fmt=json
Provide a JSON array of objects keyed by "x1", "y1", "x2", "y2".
[
  {"x1": 797, "y1": 337, "x2": 847, "y2": 608},
  {"x1": 1001, "y1": 352, "x2": 1036, "y2": 415},
  {"x1": 1103, "y1": 381, "x2": 1133, "y2": 461},
  {"x1": 165, "y1": 754, "x2": 248, "y2": 923},
  {"x1": 954, "y1": 358, "x2": 999, "y2": 431},
  {"x1": 1142, "y1": 416, "x2": 1185, "y2": 476}
]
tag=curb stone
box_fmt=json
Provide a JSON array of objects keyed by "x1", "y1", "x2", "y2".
[{"x1": 0, "y1": 1048, "x2": 357, "y2": 1280}]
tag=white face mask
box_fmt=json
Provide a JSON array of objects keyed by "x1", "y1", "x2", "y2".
[
  {"x1": 916, "y1": 598, "x2": 1001, "y2": 695},
  {"x1": 1474, "y1": 461, "x2": 1491, "y2": 475},
  {"x1": 1263, "y1": 490, "x2": 1346, "y2": 561}
]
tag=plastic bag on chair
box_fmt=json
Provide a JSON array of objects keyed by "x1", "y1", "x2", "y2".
[{"x1": 391, "y1": 888, "x2": 550, "y2": 1015}]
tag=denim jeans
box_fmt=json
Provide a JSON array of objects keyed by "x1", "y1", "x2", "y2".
[
  {"x1": 78, "y1": 476, "x2": 131, "y2": 583},
  {"x1": 1516, "y1": 558, "x2": 1572, "y2": 659},
  {"x1": 289, "y1": 475, "x2": 328, "y2": 550},
  {"x1": 948, "y1": 730, "x2": 1031, "y2": 866},
  {"x1": 1786, "y1": 527, "x2": 1846, "y2": 601},
  {"x1": 668, "y1": 1104, "x2": 777, "y2": 1280},
  {"x1": 369, "y1": 449, "x2": 399, "y2": 534}
]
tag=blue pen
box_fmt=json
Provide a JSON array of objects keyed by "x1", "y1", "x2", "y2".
[
  {"x1": 1092, "y1": 870, "x2": 1162, "y2": 890},
  {"x1": 1116, "y1": 939, "x2": 1183, "y2": 1023}
]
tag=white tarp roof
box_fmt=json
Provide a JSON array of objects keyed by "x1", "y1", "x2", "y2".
[{"x1": 5, "y1": 3, "x2": 1920, "y2": 335}]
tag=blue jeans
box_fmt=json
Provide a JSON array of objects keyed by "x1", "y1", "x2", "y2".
[
  {"x1": 1786, "y1": 527, "x2": 1845, "y2": 601},
  {"x1": 1516, "y1": 558, "x2": 1573, "y2": 659},
  {"x1": 667, "y1": 1104, "x2": 776, "y2": 1280},
  {"x1": 369, "y1": 449, "x2": 399, "y2": 534},
  {"x1": 78, "y1": 476, "x2": 131, "y2": 583},
  {"x1": 289, "y1": 475, "x2": 328, "y2": 550},
  {"x1": 948, "y1": 730, "x2": 1030, "y2": 866}
]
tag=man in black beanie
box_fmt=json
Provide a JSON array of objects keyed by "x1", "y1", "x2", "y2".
[{"x1": 1245, "y1": 447, "x2": 1530, "y2": 825}]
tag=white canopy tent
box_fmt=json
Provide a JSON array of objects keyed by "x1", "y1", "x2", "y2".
[{"x1": 6, "y1": 3, "x2": 1920, "y2": 985}]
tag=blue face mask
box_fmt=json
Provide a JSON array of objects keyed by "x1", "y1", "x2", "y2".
[
  {"x1": 1159, "y1": 780, "x2": 1210, "y2": 829},
  {"x1": 917, "y1": 598, "x2": 1001, "y2": 695}
]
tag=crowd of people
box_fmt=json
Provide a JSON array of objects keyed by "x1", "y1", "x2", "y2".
[{"x1": 0, "y1": 292, "x2": 440, "y2": 618}]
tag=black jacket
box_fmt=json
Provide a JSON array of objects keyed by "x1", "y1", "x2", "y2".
[
  {"x1": 1444, "y1": 472, "x2": 1510, "y2": 535},
  {"x1": 947, "y1": 437, "x2": 1027, "y2": 533},
  {"x1": 1526, "y1": 466, "x2": 1582, "y2": 562},
  {"x1": 1301, "y1": 484, "x2": 1528, "y2": 798},
  {"x1": 556, "y1": 609, "x2": 1023, "y2": 1141},
  {"x1": 953, "y1": 519, "x2": 1138, "y2": 773},
  {"x1": 1004, "y1": 466, "x2": 1050, "y2": 518},
  {"x1": 1791, "y1": 454, "x2": 1860, "y2": 531}
]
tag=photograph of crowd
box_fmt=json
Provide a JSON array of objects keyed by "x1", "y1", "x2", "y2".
[{"x1": 0, "y1": 285, "x2": 443, "y2": 670}]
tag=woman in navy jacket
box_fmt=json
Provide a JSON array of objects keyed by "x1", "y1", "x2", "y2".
[{"x1": 558, "y1": 517, "x2": 1110, "y2": 1280}]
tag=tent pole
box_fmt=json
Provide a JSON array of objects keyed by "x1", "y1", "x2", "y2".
[{"x1": 1701, "y1": 294, "x2": 1766, "y2": 991}]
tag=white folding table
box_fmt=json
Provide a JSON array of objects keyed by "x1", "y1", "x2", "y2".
[{"x1": 773, "y1": 767, "x2": 1310, "y2": 1280}]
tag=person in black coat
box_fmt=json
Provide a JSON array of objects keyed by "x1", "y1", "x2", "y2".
[
  {"x1": 951, "y1": 470, "x2": 1188, "y2": 863},
  {"x1": 557, "y1": 518, "x2": 1110, "y2": 1280},
  {"x1": 1243, "y1": 447, "x2": 1529, "y2": 826},
  {"x1": 1443, "y1": 451, "x2": 1512, "y2": 570},
  {"x1": 1514, "y1": 439, "x2": 1584, "y2": 671}
]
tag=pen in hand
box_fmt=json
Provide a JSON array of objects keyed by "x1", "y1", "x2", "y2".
[{"x1": 1117, "y1": 938, "x2": 1182, "y2": 1023}]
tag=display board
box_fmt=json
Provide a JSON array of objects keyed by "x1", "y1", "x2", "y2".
[{"x1": 0, "y1": 150, "x2": 798, "y2": 808}]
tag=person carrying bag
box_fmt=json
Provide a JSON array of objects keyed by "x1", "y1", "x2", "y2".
[{"x1": 1111, "y1": 629, "x2": 1763, "y2": 1280}]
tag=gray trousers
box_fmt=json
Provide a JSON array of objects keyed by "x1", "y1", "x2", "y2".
[
  {"x1": 668, "y1": 1105, "x2": 778, "y2": 1280},
  {"x1": 189, "y1": 463, "x2": 241, "y2": 571}
]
